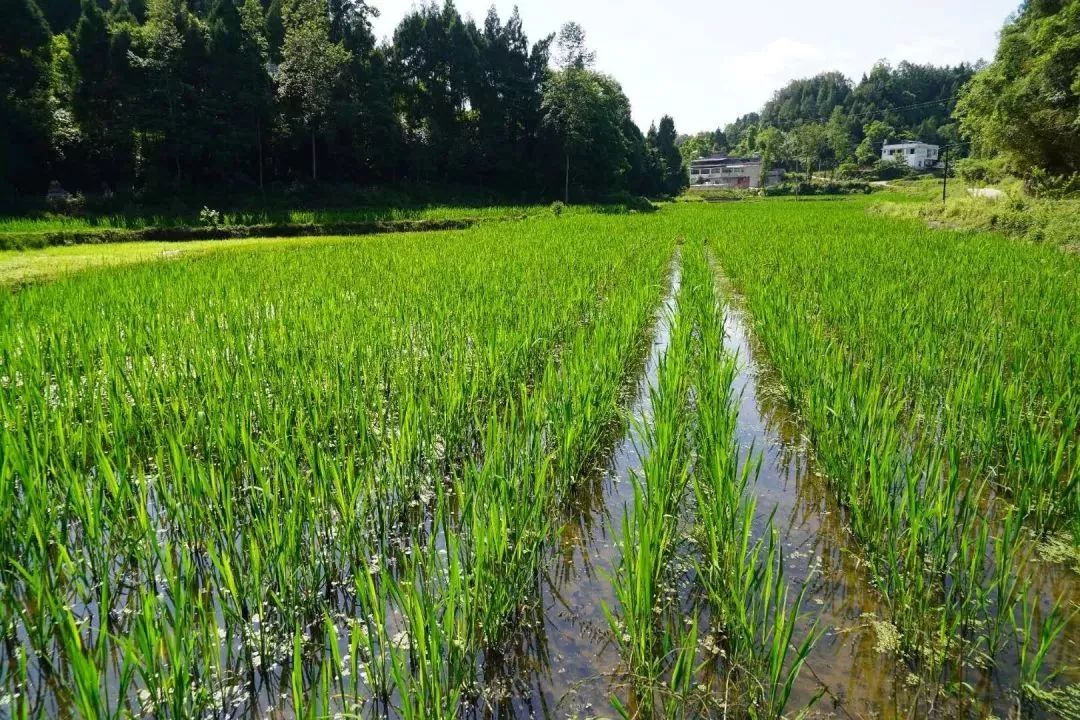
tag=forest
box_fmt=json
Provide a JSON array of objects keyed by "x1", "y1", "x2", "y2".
[
  {"x1": 679, "y1": 0, "x2": 1080, "y2": 186},
  {"x1": 0, "y1": 0, "x2": 688, "y2": 203},
  {"x1": 3, "y1": 0, "x2": 1078, "y2": 204},
  {"x1": 677, "y1": 62, "x2": 977, "y2": 176}
]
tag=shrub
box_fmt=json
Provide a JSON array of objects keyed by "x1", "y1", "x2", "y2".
[
  {"x1": 600, "y1": 191, "x2": 657, "y2": 213},
  {"x1": 764, "y1": 180, "x2": 872, "y2": 197},
  {"x1": 836, "y1": 161, "x2": 860, "y2": 179},
  {"x1": 1025, "y1": 168, "x2": 1080, "y2": 199},
  {"x1": 955, "y1": 156, "x2": 1008, "y2": 185},
  {"x1": 627, "y1": 195, "x2": 657, "y2": 213},
  {"x1": 870, "y1": 159, "x2": 919, "y2": 181},
  {"x1": 683, "y1": 187, "x2": 754, "y2": 202},
  {"x1": 199, "y1": 206, "x2": 222, "y2": 227}
]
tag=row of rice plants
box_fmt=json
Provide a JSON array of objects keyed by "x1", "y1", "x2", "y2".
[
  {"x1": 382, "y1": 225, "x2": 674, "y2": 718},
  {"x1": 708, "y1": 203, "x2": 1079, "y2": 537},
  {"x1": 607, "y1": 240, "x2": 818, "y2": 718},
  {"x1": 695, "y1": 202, "x2": 1077, "y2": 702},
  {"x1": 0, "y1": 215, "x2": 672, "y2": 717}
]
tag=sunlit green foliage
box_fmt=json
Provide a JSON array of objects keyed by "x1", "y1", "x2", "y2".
[
  {"x1": 697, "y1": 201, "x2": 1078, "y2": 700},
  {"x1": 0, "y1": 214, "x2": 672, "y2": 717}
]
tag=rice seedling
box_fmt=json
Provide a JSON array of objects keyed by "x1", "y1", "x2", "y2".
[
  {"x1": 607, "y1": 240, "x2": 820, "y2": 718},
  {"x1": 692, "y1": 200, "x2": 1078, "y2": 705},
  {"x1": 0, "y1": 212, "x2": 679, "y2": 717},
  {"x1": 1, "y1": 198, "x2": 1075, "y2": 718}
]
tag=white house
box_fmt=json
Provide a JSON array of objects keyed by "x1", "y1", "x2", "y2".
[
  {"x1": 881, "y1": 141, "x2": 939, "y2": 170},
  {"x1": 689, "y1": 156, "x2": 782, "y2": 189}
]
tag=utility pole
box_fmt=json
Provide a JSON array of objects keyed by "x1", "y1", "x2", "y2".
[
  {"x1": 565, "y1": 152, "x2": 570, "y2": 204},
  {"x1": 942, "y1": 146, "x2": 949, "y2": 204}
]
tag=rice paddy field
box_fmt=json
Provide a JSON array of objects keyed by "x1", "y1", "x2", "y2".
[{"x1": 0, "y1": 200, "x2": 1077, "y2": 719}]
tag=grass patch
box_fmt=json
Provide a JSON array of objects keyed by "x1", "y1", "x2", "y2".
[{"x1": 871, "y1": 177, "x2": 1080, "y2": 249}]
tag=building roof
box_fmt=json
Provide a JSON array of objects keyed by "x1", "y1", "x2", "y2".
[
  {"x1": 690, "y1": 155, "x2": 762, "y2": 168},
  {"x1": 882, "y1": 140, "x2": 938, "y2": 150}
]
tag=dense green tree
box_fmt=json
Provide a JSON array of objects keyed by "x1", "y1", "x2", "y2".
[
  {"x1": 72, "y1": 0, "x2": 137, "y2": 187},
  {"x1": 36, "y1": 0, "x2": 82, "y2": 32},
  {"x1": 204, "y1": 0, "x2": 273, "y2": 186},
  {"x1": 472, "y1": 7, "x2": 551, "y2": 189},
  {"x1": 555, "y1": 21, "x2": 595, "y2": 70},
  {"x1": 48, "y1": 33, "x2": 81, "y2": 178},
  {"x1": 848, "y1": 61, "x2": 973, "y2": 144},
  {"x1": 956, "y1": 0, "x2": 1080, "y2": 178},
  {"x1": 327, "y1": 0, "x2": 373, "y2": 44},
  {"x1": 761, "y1": 72, "x2": 852, "y2": 129},
  {"x1": 276, "y1": 0, "x2": 350, "y2": 181},
  {"x1": 855, "y1": 119, "x2": 894, "y2": 165},
  {"x1": 787, "y1": 122, "x2": 828, "y2": 177},
  {"x1": 650, "y1": 115, "x2": 686, "y2": 195},
  {"x1": 705, "y1": 61, "x2": 976, "y2": 170},
  {"x1": 542, "y1": 59, "x2": 636, "y2": 200},
  {"x1": 756, "y1": 126, "x2": 785, "y2": 171},
  {"x1": 128, "y1": 0, "x2": 211, "y2": 185},
  {"x1": 0, "y1": 4, "x2": 679, "y2": 200},
  {"x1": 391, "y1": 1, "x2": 480, "y2": 180},
  {"x1": 825, "y1": 105, "x2": 855, "y2": 165},
  {"x1": 724, "y1": 112, "x2": 760, "y2": 155},
  {"x1": 677, "y1": 130, "x2": 717, "y2": 163},
  {"x1": 0, "y1": 0, "x2": 54, "y2": 194},
  {"x1": 624, "y1": 118, "x2": 663, "y2": 197}
]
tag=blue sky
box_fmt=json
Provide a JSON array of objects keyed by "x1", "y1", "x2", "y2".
[{"x1": 369, "y1": 0, "x2": 1020, "y2": 134}]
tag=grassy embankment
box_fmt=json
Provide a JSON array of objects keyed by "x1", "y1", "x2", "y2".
[
  {"x1": 871, "y1": 176, "x2": 1080, "y2": 250},
  {"x1": 0, "y1": 182, "x2": 657, "y2": 251},
  {"x1": 0, "y1": 206, "x2": 518, "y2": 251}
]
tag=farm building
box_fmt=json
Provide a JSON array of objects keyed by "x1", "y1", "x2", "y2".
[
  {"x1": 688, "y1": 156, "x2": 781, "y2": 189},
  {"x1": 881, "y1": 141, "x2": 940, "y2": 169}
]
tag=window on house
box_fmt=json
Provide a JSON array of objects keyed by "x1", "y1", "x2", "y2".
[{"x1": 909, "y1": 148, "x2": 915, "y2": 154}]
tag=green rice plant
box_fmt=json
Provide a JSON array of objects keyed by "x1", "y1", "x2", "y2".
[
  {"x1": 0, "y1": 213, "x2": 671, "y2": 716},
  {"x1": 381, "y1": 226, "x2": 674, "y2": 709},
  {"x1": 1, "y1": 198, "x2": 1075, "y2": 717},
  {"x1": 607, "y1": 241, "x2": 820, "y2": 718},
  {"x1": 606, "y1": 261, "x2": 695, "y2": 708},
  {"x1": 684, "y1": 240, "x2": 820, "y2": 718},
  {"x1": 692, "y1": 200, "x2": 1078, "y2": 700}
]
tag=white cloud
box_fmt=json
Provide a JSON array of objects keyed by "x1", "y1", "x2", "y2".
[
  {"x1": 889, "y1": 34, "x2": 971, "y2": 68},
  {"x1": 705, "y1": 38, "x2": 856, "y2": 122}
]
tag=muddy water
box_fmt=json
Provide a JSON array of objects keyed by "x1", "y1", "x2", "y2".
[
  {"x1": 485, "y1": 264, "x2": 682, "y2": 718},
  {"x1": 507, "y1": 266, "x2": 1080, "y2": 719},
  {"x1": 720, "y1": 303, "x2": 922, "y2": 718}
]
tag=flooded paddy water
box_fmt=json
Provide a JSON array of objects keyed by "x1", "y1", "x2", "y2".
[
  {"x1": 3, "y1": 226, "x2": 1076, "y2": 720},
  {"x1": 482, "y1": 268, "x2": 925, "y2": 719},
  {"x1": 474, "y1": 264, "x2": 1079, "y2": 719}
]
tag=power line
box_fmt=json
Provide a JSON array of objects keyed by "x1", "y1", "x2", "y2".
[{"x1": 843, "y1": 96, "x2": 955, "y2": 123}]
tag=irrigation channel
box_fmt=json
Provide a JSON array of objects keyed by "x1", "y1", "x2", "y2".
[
  {"x1": 478, "y1": 261, "x2": 1080, "y2": 718},
  {"x1": 480, "y1": 261, "x2": 922, "y2": 719}
]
